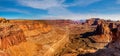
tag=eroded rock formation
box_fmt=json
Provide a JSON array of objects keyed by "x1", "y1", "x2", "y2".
[
  {"x1": 109, "y1": 23, "x2": 117, "y2": 30},
  {"x1": 0, "y1": 18, "x2": 120, "y2": 56},
  {"x1": 0, "y1": 51, "x2": 9, "y2": 56},
  {"x1": 86, "y1": 24, "x2": 120, "y2": 56},
  {"x1": 91, "y1": 21, "x2": 112, "y2": 43},
  {"x1": 0, "y1": 18, "x2": 8, "y2": 23},
  {"x1": 60, "y1": 19, "x2": 116, "y2": 56},
  {"x1": 0, "y1": 24, "x2": 26, "y2": 49},
  {"x1": 18, "y1": 23, "x2": 52, "y2": 37},
  {"x1": 0, "y1": 18, "x2": 69, "y2": 56},
  {"x1": 85, "y1": 18, "x2": 101, "y2": 25}
]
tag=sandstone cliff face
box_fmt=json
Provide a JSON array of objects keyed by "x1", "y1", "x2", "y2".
[
  {"x1": 117, "y1": 25, "x2": 120, "y2": 38},
  {"x1": 4, "y1": 25, "x2": 69, "y2": 56},
  {"x1": 74, "y1": 24, "x2": 120, "y2": 56},
  {"x1": 0, "y1": 19, "x2": 69, "y2": 56},
  {"x1": 18, "y1": 23, "x2": 52, "y2": 37},
  {"x1": 92, "y1": 22, "x2": 112, "y2": 43},
  {"x1": 92, "y1": 19, "x2": 102, "y2": 25},
  {"x1": 0, "y1": 51, "x2": 9, "y2": 56},
  {"x1": 0, "y1": 24, "x2": 26, "y2": 49},
  {"x1": 0, "y1": 18, "x2": 120, "y2": 56},
  {"x1": 85, "y1": 18, "x2": 101, "y2": 25},
  {"x1": 87, "y1": 24, "x2": 120, "y2": 56},
  {"x1": 60, "y1": 19, "x2": 114, "y2": 56},
  {"x1": 109, "y1": 23, "x2": 117, "y2": 30},
  {"x1": 86, "y1": 19, "x2": 94, "y2": 25},
  {"x1": 108, "y1": 24, "x2": 120, "y2": 46},
  {"x1": 0, "y1": 19, "x2": 52, "y2": 50}
]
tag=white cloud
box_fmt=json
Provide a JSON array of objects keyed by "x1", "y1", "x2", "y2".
[
  {"x1": 18, "y1": 0, "x2": 101, "y2": 9},
  {"x1": 17, "y1": 0, "x2": 102, "y2": 17},
  {"x1": 48, "y1": 7, "x2": 74, "y2": 15},
  {"x1": 116, "y1": 0, "x2": 120, "y2": 4},
  {"x1": 77, "y1": 0, "x2": 100, "y2": 6},
  {"x1": 18, "y1": 0, "x2": 74, "y2": 16},
  {"x1": 64, "y1": 0, "x2": 101, "y2": 7},
  {"x1": 0, "y1": 7, "x2": 30, "y2": 14},
  {"x1": 40, "y1": 14, "x2": 120, "y2": 20},
  {"x1": 17, "y1": 0, "x2": 120, "y2": 20},
  {"x1": 18, "y1": 0, "x2": 65, "y2": 10}
]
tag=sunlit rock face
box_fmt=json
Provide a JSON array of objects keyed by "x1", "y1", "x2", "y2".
[
  {"x1": 0, "y1": 18, "x2": 69, "y2": 56},
  {"x1": 18, "y1": 23, "x2": 52, "y2": 37},
  {"x1": 95, "y1": 23, "x2": 110, "y2": 35},
  {"x1": 88, "y1": 25, "x2": 120, "y2": 56},
  {"x1": 0, "y1": 51, "x2": 10, "y2": 56},
  {"x1": 59, "y1": 19, "x2": 120, "y2": 56},
  {"x1": 59, "y1": 19, "x2": 114, "y2": 56},
  {"x1": 0, "y1": 24, "x2": 26, "y2": 49},
  {"x1": 74, "y1": 22, "x2": 120, "y2": 56},
  {"x1": 0, "y1": 18, "x2": 120, "y2": 56},
  {"x1": 84, "y1": 18, "x2": 102, "y2": 26},
  {"x1": 91, "y1": 20, "x2": 112, "y2": 43},
  {"x1": 0, "y1": 18, "x2": 8, "y2": 23}
]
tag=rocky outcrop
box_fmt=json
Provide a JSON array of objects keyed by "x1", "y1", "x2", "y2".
[
  {"x1": 46, "y1": 20, "x2": 81, "y2": 26},
  {"x1": 18, "y1": 23, "x2": 52, "y2": 37},
  {"x1": 0, "y1": 18, "x2": 120, "y2": 56},
  {"x1": 85, "y1": 18, "x2": 101, "y2": 25},
  {"x1": 109, "y1": 24, "x2": 119, "y2": 42},
  {"x1": 109, "y1": 23, "x2": 117, "y2": 30},
  {"x1": 61, "y1": 19, "x2": 116, "y2": 56},
  {"x1": 0, "y1": 18, "x2": 8, "y2": 23},
  {"x1": 0, "y1": 51, "x2": 9, "y2": 56},
  {"x1": 76, "y1": 24, "x2": 120, "y2": 56},
  {"x1": 87, "y1": 25, "x2": 120, "y2": 56},
  {"x1": 0, "y1": 24, "x2": 26, "y2": 49},
  {"x1": 85, "y1": 19, "x2": 94, "y2": 25},
  {"x1": 92, "y1": 19, "x2": 102, "y2": 25},
  {"x1": 91, "y1": 22, "x2": 112, "y2": 43},
  {"x1": 8, "y1": 20, "x2": 52, "y2": 37},
  {"x1": 95, "y1": 23, "x2": 111, "y2": 35}
]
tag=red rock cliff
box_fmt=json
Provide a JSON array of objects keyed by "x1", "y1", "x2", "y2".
[{"x1": 0, "y1": 24, "x2": 26, "y2": 49}]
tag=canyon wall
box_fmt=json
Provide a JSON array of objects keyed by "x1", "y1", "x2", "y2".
[
  {"x1": 0, "y1": 18, "x2": 120, "y2": 56},
  {"x1": 0, "y1": 18, "x2": 69, "y2": 56}
]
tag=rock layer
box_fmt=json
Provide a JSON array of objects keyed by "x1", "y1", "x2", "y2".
[{"x1": 0, "y1": 24, "x2": 26, "y2": 49}]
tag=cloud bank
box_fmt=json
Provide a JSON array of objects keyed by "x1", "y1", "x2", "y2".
[
  {"x1": 17, "y1": 0, "x2": 101, "y2": 15},
  {"x1": 1, "y1": 0, "x2": 119, "y2": 20}
]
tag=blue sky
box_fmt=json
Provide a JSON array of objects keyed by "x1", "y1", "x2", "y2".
[{"x1": 0, "y1": 0, "x2": 120, "y2": 20}]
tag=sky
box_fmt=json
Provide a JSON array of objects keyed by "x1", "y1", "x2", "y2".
[{"x1": 0, "y1": 0, "x2": 120, "y2": 20}]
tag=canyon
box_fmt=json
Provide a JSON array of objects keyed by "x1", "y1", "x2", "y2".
[{"x1": 0, "y1": 18, "x2": 120, "y2": 56}]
